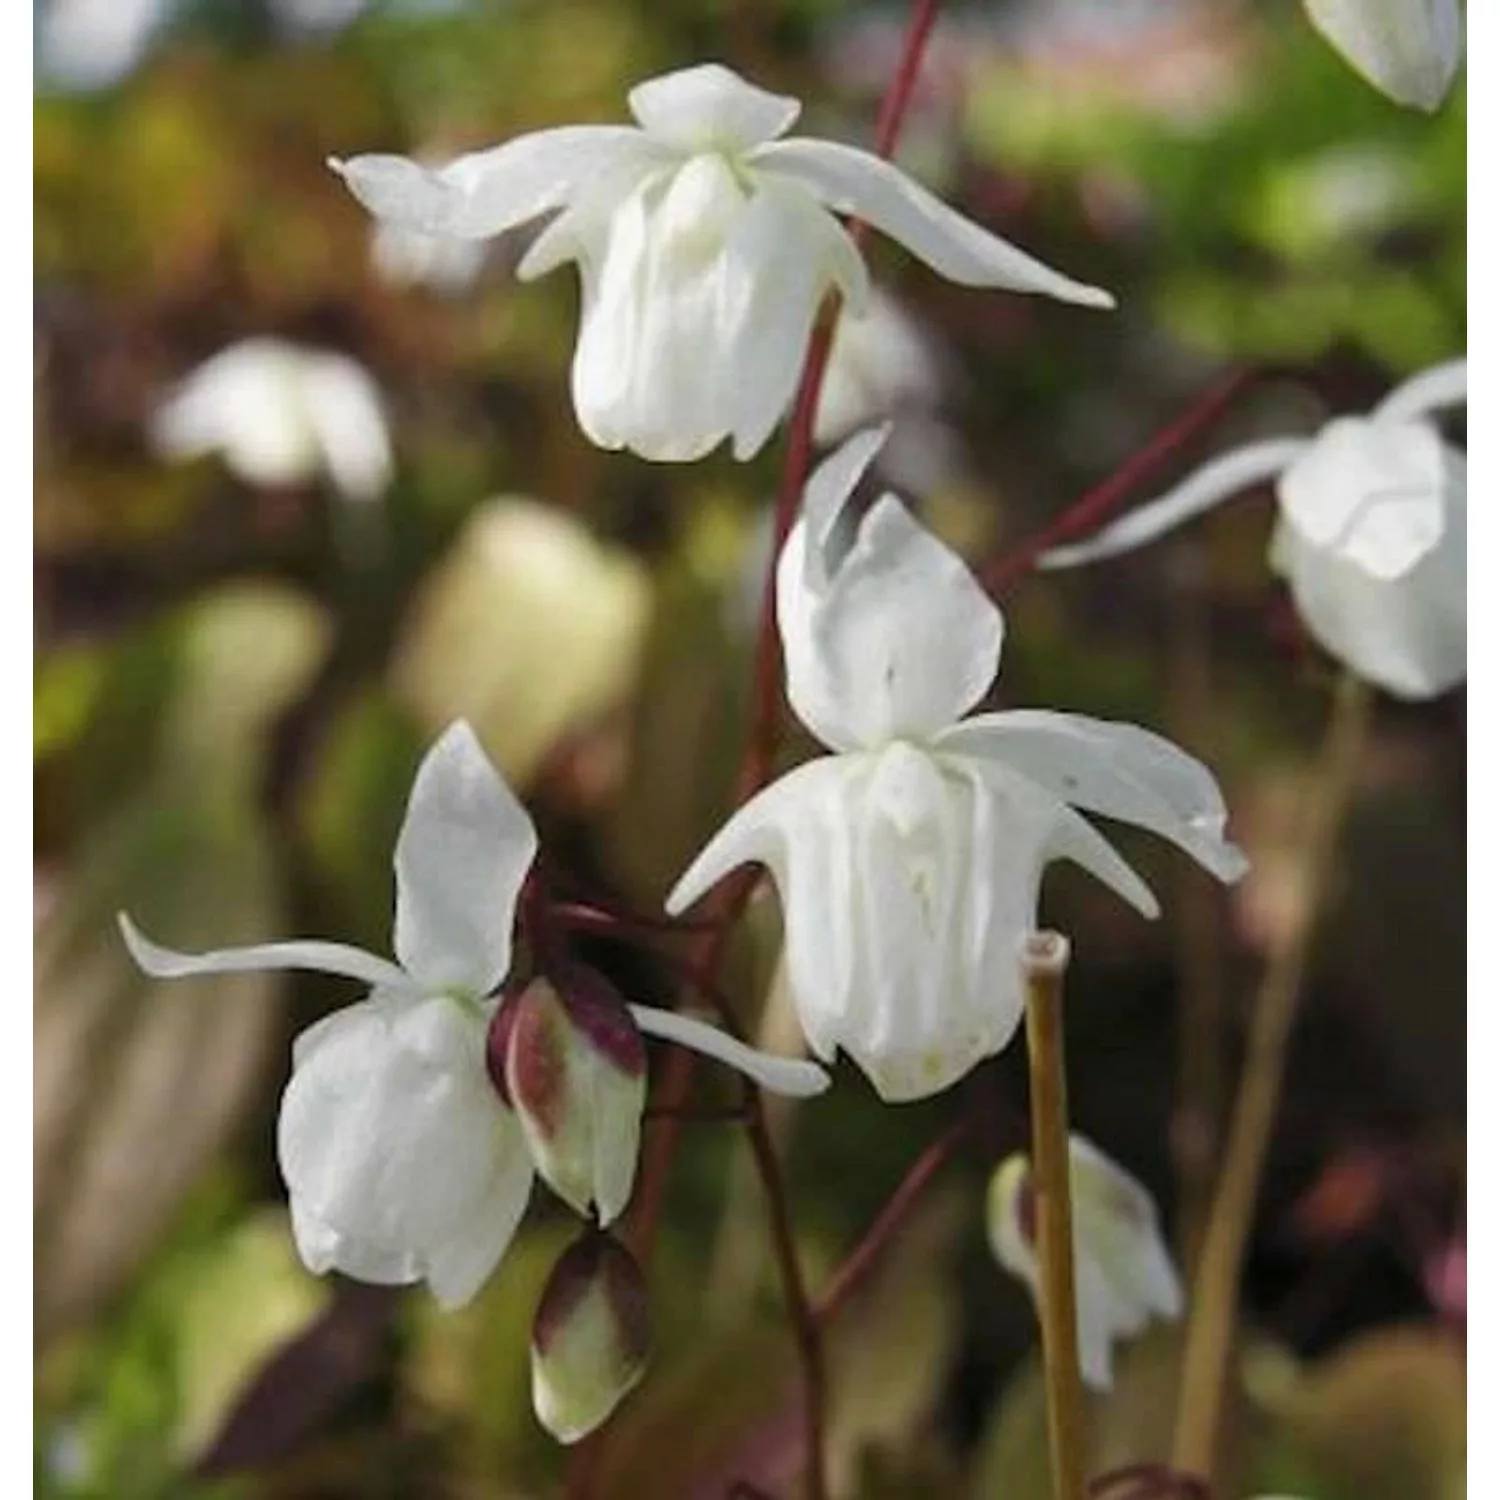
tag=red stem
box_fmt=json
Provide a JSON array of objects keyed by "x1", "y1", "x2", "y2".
[{"x1": 979, "y1": 367, "x2": 1256, "y2": 594}]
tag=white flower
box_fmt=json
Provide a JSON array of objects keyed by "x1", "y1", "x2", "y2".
[
  {"x1": 330, "y1": 62, "x2": 1112, "y2": 463},
  {"x1": 1041, "y1": 358, "x2": 1467, "y2": 701},
  {"x1": 119, "y1": 722, "x2": 828, "y2": 1308},
  {"x1": 1302, "y1": 0, "x2": 1463, "y2": 112},
  {"x1": 371, "y1": 221, "x2": 487, "y2": 293},
  {"x1": 151, "y1": 338, "x2": 394, "y2": 502},
  {"x1": 667, "y1": 428, "x2": 1247, "y2": 1102},
  {"x1": 987, "y1": 1134, "x2": 1182, "y2": 1391}
]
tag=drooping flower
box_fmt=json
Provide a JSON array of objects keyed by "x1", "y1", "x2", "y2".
[
  {"x1": 1302, "y1": 0, "x2": 1463, "y2": 112},
  {"x1": 331, "y1": 62, "x2": 1112, "y2": 463},
  {"x1": 667, "y1": 428, "x2": 1246, "y2": 1102},
  {"x1": 987, "y1": 1134, "x2": 1182, "y2": 1390},
  {"x1": 151, "y1": 338, "x2": 394, "y2": 502},
  {"x1": 1041, "y1": 358, "x2": 1467, "y2": 700},
  {"x1": 120, "y1": 721, "x2": 828, "y2": 1307}
]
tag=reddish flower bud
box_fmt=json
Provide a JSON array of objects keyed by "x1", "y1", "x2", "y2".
[{"x1": 531, "y1": 1230, "x2": 651, "y2": 1444}]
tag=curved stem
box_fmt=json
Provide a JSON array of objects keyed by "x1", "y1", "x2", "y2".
[{"x1": 1171, "y1": 671, "x2": 1371, "y2": 1475}]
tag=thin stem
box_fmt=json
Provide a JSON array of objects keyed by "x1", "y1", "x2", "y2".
[
  {"x1": 1171, "y1": 671, "x2": 1371, "y2": 1475},
  {"x1": 814, "y1": 1118, "x2": 968, "y2": 1322},
  {"x1": 980, "y1": 367, "x2": 1255, "y2": 594},
  {"x1": 1022, "y1": 931, "x2": 1087, "y2": 1500}
]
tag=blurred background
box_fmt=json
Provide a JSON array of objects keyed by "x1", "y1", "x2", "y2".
[{"x1": 34, "y1": 0, "x2": 1465, "y2": 1496}]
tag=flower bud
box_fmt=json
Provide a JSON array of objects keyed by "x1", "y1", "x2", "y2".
[
  {"x1": 987, "y1": 1134, "x2": 1182, "y2": 1391},
  {"x1": 492, "y1": 968, "x2": 647, "y2": 1224},
  {"x1": 530, "y1": 1230, "x2": 651, "y2": 1444}
]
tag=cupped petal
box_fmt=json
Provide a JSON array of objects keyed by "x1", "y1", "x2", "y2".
[
  {"x1": 1269, "y1": 468, "x2": 1466, "y2": 699},
  {"x1": 630, "y1": 1005, "x2": 831, "y2": 1097},
  {"x1": 119, "y1": 912, "x2": 413, "y2": 993},
  {"x1": 937, "y1": 711, "x2": 1248, "y2": 885},
  {"x1": 1373, "y1": 356, "x2": 1467, "y2": 424},
  {"x1": 423, "y1": 1138, "x2": 535, "y2": 1308},
  {"x1": 1278, "y1": 417, "x2": 1449, "y2": 578},
  {"x1": 666, "y1": 756, "x2": 860, "y2": 1065},
  {"x1": 752, "y1": 139, "x2": 1114, "y2": 307},
  {"x1": 393, "y1": 720, "x2": 538, "y2": 994},
  {"x1": 330, "y1": 127, "x2": 657, "y2": 240},
  {"x1": 1039, "y1": 439, "x2": 1309, "y2": 570},
  {"x1": 1302, "y1": 0, "x2": 1462, "y2": 111},
  {"x1": 721, "y1": 177, "x2": 870, "y2": 460},
  {"x1": 298, "y1": 353, "x2": 393, "y2": 502},
  {"x1": 289, "y1": 1196, "x2": 421, "y2": 1284},
  {"x1": 777, "y1": 435, "x2": 1004, "y2": 749},
  {"x1": 628, "y1": 63, "x2": 800, "y2": 152}
]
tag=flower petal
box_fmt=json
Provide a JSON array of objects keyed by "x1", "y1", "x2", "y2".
[
  {"x1": 330, "y1": 127, "x2": 655, "y2": 240},
  {"x1": 1373, "y1": 356, "x2": 1467, "y2": 424},
  {"x1": 778, "y1": 435, "x2": 1004, "y2": 749},
  {"x1": 1302, "y1": 0, "x2": 1462, "y2": 111},
  {"x1": 298, "y1": 353, "x2": 393, "y2": 502},
  {"x1": 752, "y1": 139, "x2": 1114, "y2": 307},
  {"x1": 289, "y1": 1196, "x2": 422, "y2": 1284},
  {"x1": 628, "y1": 63, "x2": 800, "y2": 152},
  {"x1": 1039, "y1": 439, "x2": 1309, "y2": 569},
  {"x1": 423, "y1": 1138, "x2": 535, "y2": 1308},
  {"x1": 1277, "y1": 417, "x2": 1448, "y2": 577},
  {"x1": 666, "y1": 756, "x2": 860, "y2": 1065},
  {"x1": 630, "y1": 1005, "x2": 830, "y2": 1097},
  {"x1": 393, "y1": 720, "x2": 538, "y2": 993},
  {"x1": 939, "y1": 712, "x2": 1248, "y2": 885},
  {"x1": 118, "y1": 912, "x2": 412, "y2": 993}
]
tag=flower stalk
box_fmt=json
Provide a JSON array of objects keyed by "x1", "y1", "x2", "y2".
[
  {"x1": 1022, "y1": 930, "x2": 1088, "y2": 1500},
  {"x1": 1171, "y1": 670, "x2": 1371, "y2": 1475}
]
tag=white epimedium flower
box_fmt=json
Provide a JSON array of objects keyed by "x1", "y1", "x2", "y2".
[
  {"x1": 1303, "y1": 0, "x2": 1463, "y2": 112},
  {"x1": 1041, "y1": 358, "x2": 1467, "y2": 701},
  {"x1": 987, "y1": 1134, "x2": 1183, "y2": 1391},
  {"x1": 330, "y1": 62, "x2": 1113, "y2": 464},
  {"x1": 667, "y1": 428, "x2": 1247, "y2": 1103},
  {"x1": 151, "y1": 339, "x2": 394, "y2": 503},
  {"x1": 119, "y1": 721, "x2": 828, "y2": 1308}
]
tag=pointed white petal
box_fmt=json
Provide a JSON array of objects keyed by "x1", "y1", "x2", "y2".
[
  {"x1": 1045, "y1": 805, "x2": 1162, "y2": 918},
  {"x1": 940, "y1": 711, "x2": 1247, "y2": 885},
  {"x1": 331, "y1": 128, "x2": 655, "y2": 240},
  {"x1": 1303, "y1": 0, "x2": 1462, "y2": 111},
  {"x1": 1039, "y1": 439, "x2": 1309, "y2": 569},
  {"x1": 423, "y1": 1139, "x2": 535, "y2": 1309},
  {"x1": 667, "y1": 757, "x2": 860, "y2": 1065},
  {"x1": 752, "y1": 139, "x2": 1113, "y2": 307},
  {"x1": 392, "y1": 721, "x2": 537, "y2": 993},
  {"x1": 299, "y1": 354, "x2": 394, "y2": 502},
  {"x1": 778, "y1": 476, "x2": 1004, "y2": 749},
  {"x1": 1278, "y1": 417, "x2": 1448, "y2": 577},
  {"x1": 118, "y1": 912, "x2": 412, "y2": 992},
  {"x1": 630, "y1": 1005, "x2": 830, "y2": 1097},
  {"x1": 628, "y1": 63, "x2": 800, "y2": 151},
  {"x1": 1373, "y1": 357, "x2": 1467, "y2": 424}
]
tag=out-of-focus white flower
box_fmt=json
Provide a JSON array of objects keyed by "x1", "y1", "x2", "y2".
[
  {"x1": 1303, "y1": 0, "x2": 1463, "y2": 112},
  {"x1": 371, "y1": 221, "x2": 488, "y2": 293},
  {"x1": 668, "y1": 428, "x2": 1246, "y2": 1102},
  {"x1": 36, "y1": 0, "x2": 167, "y2": 92},
  {"x1": 530, "y1": 1230, "x2": 650, "y2": 1443},
  {"x1": 331, "y1": 62, "x2": 1112, "y2": 463},
  {"x1": 1042, "y1": 359, "x2": 1467, "y2": 700},
  {"x1": 814, "y1": 287, "x2": 944, "y2": 445},
  {"x1": 987, "y1": 1133, "x2": 1182, "y2": 1390},
  {"x1": 120, "y1": 722, "x2": 828, "y2": 1307},
  {"x1": 151, "y1": 339, "x2": 394, "y2": 502}
]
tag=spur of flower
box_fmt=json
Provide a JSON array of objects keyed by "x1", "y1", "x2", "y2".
[
  {"x1": 120, "y1": 721, "x2": 828, "y2": 1307},
  {"x1": 331, "y1": 62, "x2": 1112, "y2": 464},
  {"x1": 667, "y1": 427, "x2": 1247, "y2": 1102},
  {"x1": 988, "y1": 1134, "x2": 1182, "y2": 1390},
  {"x1": 1042, "y1": 358, "x2": 1466, "y2": 701}
]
